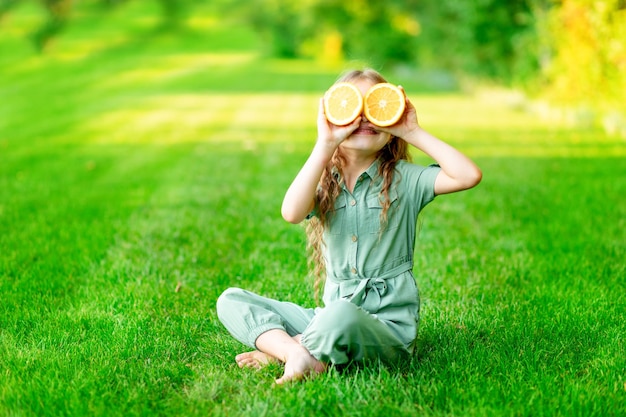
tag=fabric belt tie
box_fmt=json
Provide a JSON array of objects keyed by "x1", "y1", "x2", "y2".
[
  {"x1": 329, "y1": 260, "x2": 413, "y2": 312},
  {"x1": 339, "y1": 277, "x2": 389, "y2": 313}
]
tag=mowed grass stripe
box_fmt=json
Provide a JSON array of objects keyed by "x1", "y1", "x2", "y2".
[
  {"x1": 0, "y1": 144, "x2": 201, "y2": 414},
  {"x1": 413, "y1": 155, "x2": 625, "y2": 414},
  {"x1": 1, "y1": 143, "x2": 204, "y2": 414},
  {"x1": 0, "y1": 90, "x2": 317, "y2": 413}
]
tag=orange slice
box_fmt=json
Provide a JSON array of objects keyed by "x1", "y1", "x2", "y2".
[
  {"x1": 323, "y1": 82, "x2": 364, "y2": 126},
  {"x1": 364, "y1": 83, "x2": 406, "y2": 127}
]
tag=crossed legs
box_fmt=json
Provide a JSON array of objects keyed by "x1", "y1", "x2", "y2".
[
  {"x1": 216, "y1": 288, "x2": 322, "y2": 383},
  {"x1": 216, "y1": 288, "x2": 411, "y2": 384}
]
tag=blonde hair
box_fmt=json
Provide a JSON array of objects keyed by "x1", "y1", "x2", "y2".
[{"x1": 306, "y1": 69, "x2": 411, "y2": 304}]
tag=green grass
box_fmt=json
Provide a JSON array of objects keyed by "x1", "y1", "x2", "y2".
[{"x1": 1, "y1": 4, "x2": 625, "y2": 417}]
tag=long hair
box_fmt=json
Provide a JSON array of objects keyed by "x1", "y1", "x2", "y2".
[{"x1": 306, "y1": 69, "x2": 411, "y2": 304}]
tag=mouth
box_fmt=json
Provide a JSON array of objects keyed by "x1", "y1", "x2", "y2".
[{"x1": 352, "y1": 125, "x2": 378, "y2": 135}]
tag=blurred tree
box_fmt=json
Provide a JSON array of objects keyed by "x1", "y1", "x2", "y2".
[
  {"x1": 228, "y1": 0, "x2": 422, "y2": 65},
  {"x1": 241, "y1": 0, "x2": 309, "y2": 58},
  {"x1": 0, "y1": 0, "x2": 17, "y2": 20},
  {"x1": 226, "y1": 0, "x2": 541, "y2": 83},
  {"x1": 32, "y1": 0, "x2": 73, "y2": 51},
  {"x1": 154, "y1": 0, "x2": 190, "y2": 29},
  {"x1": 309, "y1": 0, "x2": 422, "y2": 65},
  {"x1": 414, "y1": 0, "x2": 540, "y2": 84},
  {"x1": 540, "y1": 0, "x2": 626, "y2": 108},
  {"x1": 4, "y1": 0, "x2": 622, "y2": 116},
  {"x1": 3, "y1": 0, "x2": 193, "y2": 51}
]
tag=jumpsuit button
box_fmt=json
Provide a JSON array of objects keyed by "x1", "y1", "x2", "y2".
[
  {"x1": 351, "y1": 235, "x2": 358, "y2": 242},
  {"x1": 350, "y1": 199, "x2": 356, "y2": 206},
  {"x1": 351, "y1": 267, "x2": 357, "y2": 274}
]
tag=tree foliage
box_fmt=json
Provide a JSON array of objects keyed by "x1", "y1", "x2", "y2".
[
  {"x1": 1, "y1": 0, "x2": 192, "y2": 50},
  {"x1": 1, "y1": 0, "x2": 623, "y2": 112},
  {"x1": 227, "y1": 0, "x2": 541, "y2": 83},
  {"x1": 229, "y1": 0, "x2": 423, "y2": 65},
  {"x1": 415, "y1": 0, "x2": 540, "y2": 83},
  {"x1": 31, "y1": 0, "x2": 72, "y2": 51},
  {"x1": 539, "y1": 0, "x2": 626, "y2": 107},
  {"x1": 230, "y1": 0, "x2": 624, "y2": 113}
]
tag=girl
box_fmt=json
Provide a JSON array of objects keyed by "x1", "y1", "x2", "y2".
[{"x1": 216, "y1": 69, "x2": 482, "y2": 384}]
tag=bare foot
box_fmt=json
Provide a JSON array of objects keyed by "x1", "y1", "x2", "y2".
[
  {"x1": 235, "y1": 350, "x2": 278, "y2": 369},
  {"x1": 275, "y1": 346, "x2": 327, "y2": 385}
]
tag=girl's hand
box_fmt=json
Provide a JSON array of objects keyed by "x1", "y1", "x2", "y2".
[
  {"x1": 281, "y1": 98, "x2": 359, "y2": 224},
  {"x1": 375, "y1": 86, "x2": 420, "y2": 140},
  {"x1": 316, "y1": 98, "x2": 360, "y2": 150},
  {"x1": 378, "y1": 86, "x2": 482, "y2": 196}
]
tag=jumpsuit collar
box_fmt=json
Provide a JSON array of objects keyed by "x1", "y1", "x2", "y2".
[{"x1": 332, "y1": 158, "x2": 381, "y2": 188}]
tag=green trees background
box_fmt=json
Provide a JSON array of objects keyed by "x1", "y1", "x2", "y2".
[
  {"x1": 223, "y1": 0, "x2": 625, "y2": 108},
  {"x1": 1, "y1": 0, "x2": 625, "y2": 123}
]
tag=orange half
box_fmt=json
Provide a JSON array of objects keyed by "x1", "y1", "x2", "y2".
[
  {"x1": 364, "y1": 83, "x2": 405, "y2": 127},
  {"x1": 323, "y1": 82, "x2": 364, "y2": 126}
]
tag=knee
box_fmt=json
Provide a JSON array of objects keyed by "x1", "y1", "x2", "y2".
[
  {"x1": 301, "y1": 300, "x2": 370, "y2": 364},
  {"x1": 314, "y1": 300, "x2": 364, "y2": 333},
  {"x1": 216, "y1": 287, "x2": 244, "y2": 317}
]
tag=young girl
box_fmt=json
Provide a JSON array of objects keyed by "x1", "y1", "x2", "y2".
[{"x1": 216, "y1": 69, "x2": 482, "y2": 384}]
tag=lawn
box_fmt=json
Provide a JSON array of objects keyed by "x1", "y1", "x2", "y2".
[{"x1": 1, "y1": 4, "x2": 625, "y2": 417}]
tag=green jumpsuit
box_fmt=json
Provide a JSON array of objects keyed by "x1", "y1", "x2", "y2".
[{"x1": 217, "y1": 159, "x2": 440, "y2": 365}]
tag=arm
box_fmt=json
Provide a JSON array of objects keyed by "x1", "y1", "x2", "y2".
[
  {"x1": 404, "y1": 126, "x2": 482, "y2": 195},
  {"x1": 381, "y1": 90, "x2": 482, "y2": 195},
  {"x1": 281, "y1": 99, "x2": 360, "y2": 223}
]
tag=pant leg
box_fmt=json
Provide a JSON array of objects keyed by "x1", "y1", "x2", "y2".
[
  {"x1": 300, "y1": 299, "x2": 411, "y2": 366},
  {"x1": 216, "y1": 287, "x2": 315, "y2": 349}
]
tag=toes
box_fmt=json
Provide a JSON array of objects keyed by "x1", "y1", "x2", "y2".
[
  {"x1": 275, "y1": 372, "x2": 298, "y2": 385},
  {"x1": 236, "y1": 358, "x2": 261, "y2": 369}
]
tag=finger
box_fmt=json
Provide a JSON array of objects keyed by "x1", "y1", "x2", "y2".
[
  {"x1": 340, "y1": 117, "x2": 360, "y2": 136},
  {"x1": 318, "y1": 98, "x2": 326, "y2": 121},
  {"x1": 398, "y1": 84, "x2": 409, "y2": 101},
  {"x1": 399, "y1": 85, "x2": 412, "y2": 101},
  {"x1": 404, "y1": 94, "x2": 416, "y2": 112}
]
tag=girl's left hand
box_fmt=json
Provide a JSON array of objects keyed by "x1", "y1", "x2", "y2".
[{"x1": 375, "y1": 86, "x2": 420, "y2": 140}]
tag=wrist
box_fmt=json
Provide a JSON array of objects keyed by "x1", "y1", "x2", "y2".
[
  {"x1": 402, "y1": 126, "x2": 425, "y2": 146},
  {"x1": 311, "y1": 140, "x2": 337, "y2": 164}
]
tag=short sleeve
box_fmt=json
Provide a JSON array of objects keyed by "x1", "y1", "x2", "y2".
[
  {"x1": 305, "y1": 188, "x2": 321, "y2": 220},
  {"x1": 306, "y1": 204, "x2": 319, "y2": 220},
  {"x1": 397, "y1": 161, "x2": 441, "y2": 213}
]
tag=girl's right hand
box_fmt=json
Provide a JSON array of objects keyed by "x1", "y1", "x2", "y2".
[
  {"x1": 282, "y1": 98, "x2": 357, "y2": 224},
  {"x1": 316, "y1": 98, "x2": 360, "y2": 151}
]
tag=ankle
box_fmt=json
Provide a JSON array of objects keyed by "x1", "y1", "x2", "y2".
[{"x1": 283, "y1": 344, "x2": 310, "y2": 363}]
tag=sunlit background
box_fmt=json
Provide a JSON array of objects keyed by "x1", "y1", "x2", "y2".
[{"x1": 1, "y1": 0, "x2": 625, "y2": 144}]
